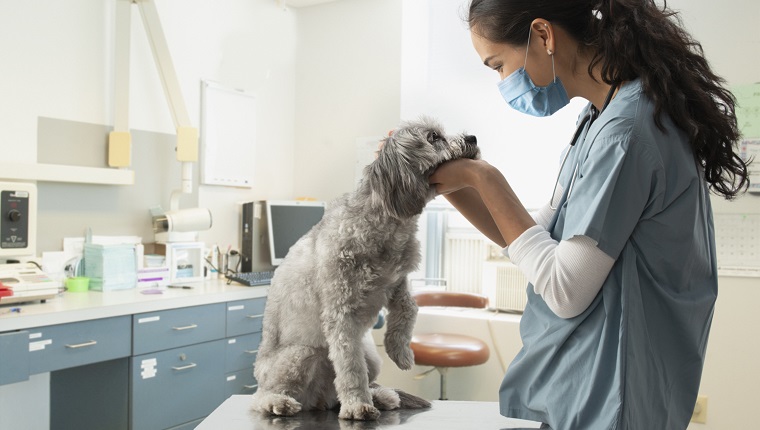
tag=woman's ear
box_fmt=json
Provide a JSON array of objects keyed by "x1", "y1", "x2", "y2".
[{"x1": 531, "y1": 19, "x2": 554, "y2": 54}]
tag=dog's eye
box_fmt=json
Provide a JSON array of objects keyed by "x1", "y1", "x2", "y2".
[{"x1": 427, "y1": 132, "x2": 440, "y2": 143}]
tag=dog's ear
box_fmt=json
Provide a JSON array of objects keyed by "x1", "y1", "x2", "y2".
[{"x1": 366, "y1": 144, "x2": 430, "y2": 220}]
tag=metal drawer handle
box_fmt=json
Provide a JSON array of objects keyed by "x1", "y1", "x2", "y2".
[
  {"x1": 172, "y1": 324, "x2": 198, "y2": 331},
  {"x1": 65, "y1": 340, "x2": 98, "y2": 349},
  {"x1": 171, "y1": 363, "x2": 197, "y2": 371},
  {"x1": 246, "y1": 314, "x2": 264, "y2": 319},
  {"x1": 244, "y1": 384, "x2": 258, "y2": 389},
  {"x1": 244, "y1": 349, "x2": 259, "y2": 354}
]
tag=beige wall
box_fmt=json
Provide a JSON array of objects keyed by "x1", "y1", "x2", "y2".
[
  {"x1": 697, "y1": 277, "x2": 760, "y2": 429},
  {"x1": 293, "y1": 0, "x2": 403, "y2": 201}
]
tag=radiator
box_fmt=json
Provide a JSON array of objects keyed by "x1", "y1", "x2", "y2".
[
  {"x1": 443, "y1": 233, "x2": 487, "y2": 295},
  {"x1": 443, "y1": 233, "x2": 529, "y2": 313},
  {"x1": 481, "y1": 260, "x2": 529, "y2": 313}
]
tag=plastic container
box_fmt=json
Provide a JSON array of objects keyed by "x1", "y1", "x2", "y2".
[
  {"x1": 144, "y1": 254, "x2": 166, "y2": 268},
  {"x1": 84, "y1": 243, "x2": 137, "y2": 291},
  {"x1": 65, "y1": 277, "x2": 90, "y2": 292}
]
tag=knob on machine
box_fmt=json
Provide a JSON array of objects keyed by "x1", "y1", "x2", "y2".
[
  {"x1": 0, "y1": 183, "x2": 37, "y2": 257},
  {"x1": 8, "y1": 209, "x2": 21, "y2": 222}
]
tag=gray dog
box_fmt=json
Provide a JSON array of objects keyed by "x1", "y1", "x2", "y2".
[{"x1": 250, "y1": 117, "x2": 480, "y2": 421}]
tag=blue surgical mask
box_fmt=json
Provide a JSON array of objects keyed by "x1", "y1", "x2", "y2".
[{"x1": 498, "y1": 27, "x2": 570, "y2": 117}]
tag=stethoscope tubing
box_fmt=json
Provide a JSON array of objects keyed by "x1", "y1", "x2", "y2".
[
  {"x1": 549, "y1": 111, "x2": 592, "y2": 210},
  {"x1": 548, "y1": 83, "x2": 619, "y2": 210}
]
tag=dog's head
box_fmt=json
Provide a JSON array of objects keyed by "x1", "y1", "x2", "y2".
[{"x1": 365, "y1": 117, "x2": 480, "y2": 220}]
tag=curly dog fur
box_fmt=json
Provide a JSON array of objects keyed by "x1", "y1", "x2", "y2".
[{"x1": 251, "y1": 117, "x2": 480, "y2": 420}]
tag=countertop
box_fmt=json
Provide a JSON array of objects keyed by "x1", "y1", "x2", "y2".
[
  {"x1": 0, "y1": 279, "x2": 268, "y2": 332},
  {"x1": 196, "y1": 395, "x2": 544, "y2": 430}
]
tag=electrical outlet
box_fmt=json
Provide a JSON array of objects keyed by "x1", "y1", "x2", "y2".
[{"x1": 691, "y1": 395, "x2": 708, "y2": 424}]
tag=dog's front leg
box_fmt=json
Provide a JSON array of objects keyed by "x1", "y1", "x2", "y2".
[
  {"x1": 384, "y1": 278, "x2": 417, "y2": 370},
  {"x1": 323, "y1": 308, "x2": 380, "y2": 420}
]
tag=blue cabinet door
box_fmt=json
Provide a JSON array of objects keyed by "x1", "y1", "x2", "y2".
[
  {"x1": 133, "y1": 303, "x2": 226, "y2": 355},
  {"x1": 225, "y1": 367, "x2": 258, "y2": 398},
  {"x1": 130, "y1": 339, "x2": 226, "y2": 430},
  {"x1": 226, "y1": 298, "x2": 266, "y2": 337},
  {"x1": 224, "y1": 332, "x2": 260, "y2": 373},
  {"x1": 0, "y1": 330, "x2": 29, "y2": 385},
  {"x1": 28, "y1": 316, "x2": 131, "y2": 374}
]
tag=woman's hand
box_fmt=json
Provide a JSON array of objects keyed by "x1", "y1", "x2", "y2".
[
  {"x1": 431, "y1": 157, "x2": 534, "y2": 246},
  {"x1": 429, "y1": 158, "x2": 489, "y2": 195}
]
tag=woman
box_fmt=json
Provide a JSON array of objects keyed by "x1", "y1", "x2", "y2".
[{"x1": 429, "y1": 1, "x2": 750, "y2": 429}]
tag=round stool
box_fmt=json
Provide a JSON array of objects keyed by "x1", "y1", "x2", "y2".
[{"x1": 410, "y1": 291, "x2": 491, "y2": 400}]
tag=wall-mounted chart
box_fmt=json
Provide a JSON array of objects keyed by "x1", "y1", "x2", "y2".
[{"x1": 200, "y1": 80, "x2": 256, "y2": 188}]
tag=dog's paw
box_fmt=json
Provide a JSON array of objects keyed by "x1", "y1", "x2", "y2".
[
  {"x1": 371, "y1": 385, "x2": 400, "y2": 410},
  {"x1": 251, "y1": 392, "x2": 302, "y2": 417},
  {"x1": 338, "y1": 402, "x2": 381, "y2": 421},
  {"x1": 387, "y1": 345, "x2": 415, "y2": 370}
]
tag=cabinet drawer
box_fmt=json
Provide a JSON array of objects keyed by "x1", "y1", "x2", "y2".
[
  {"x1": 226, "y1": 298, "x2": 266, "y2": 337},
  {"x1": 130, "y1": 339, "x2": 226, "y2": 430},
  {"x1": 133, "y1": 303, "x2": 225, "y2": 355},
  {"x1": 225, "y1": 367, "x2": 257, "y2": 398},
  {"x1": 28, "y1": 316, "x2": 131, "y2": 374},
  {"x1": 225, "y1": 332, "x2": 261, "y2": 372},
  {"x1": 0, "y1": 330, "x2": 30, "y2": 385}
]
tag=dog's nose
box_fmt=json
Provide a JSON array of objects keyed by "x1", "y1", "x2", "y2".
[{"x1": 464, "y1": 135, "x2": 477, "y2": 145}]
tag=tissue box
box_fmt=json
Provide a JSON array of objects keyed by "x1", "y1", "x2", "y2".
[{"x1": 84, "y1": 243, "x2": 137, "y2": 291}]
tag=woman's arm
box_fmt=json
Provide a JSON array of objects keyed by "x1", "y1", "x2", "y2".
[
  {"x1": 431, "y1": 159, "x2": 614, "y2": 318},
  {"x1": 430, "y1": 158, "x2": 536, "y2": 247},
  {"x1": 441, "y1": 187, "x2": 505, "y2": 246}
]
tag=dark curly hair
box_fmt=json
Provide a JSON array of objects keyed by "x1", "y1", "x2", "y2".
[{"x1": 467, "y1": 0, "x2": 750, "y2": 199}]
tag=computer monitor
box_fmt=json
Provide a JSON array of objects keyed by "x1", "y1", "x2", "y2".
[
  {"x1": 265, "y1": 200, "x2": 325, "y2": 266},
  {"x1": 240, "y1": 200, "x2": 326, "y2": 272}
]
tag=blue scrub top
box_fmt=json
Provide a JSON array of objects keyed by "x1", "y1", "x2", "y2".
[{"x1": 500, "y1": 79, "x2": 717, "y2": 430}]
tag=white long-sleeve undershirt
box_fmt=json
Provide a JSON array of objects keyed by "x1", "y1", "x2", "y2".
[
  {"x1": 504, "y1": 187, "x2": 615, "y2": 319},
  {"x1": 530, "y1": 200, "x2": 556, "y2": 230}
]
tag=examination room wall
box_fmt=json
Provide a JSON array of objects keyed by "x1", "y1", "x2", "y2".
[
  {"x1": 0, "y1": 1, "x2": 757, "y2": 430},
  {"x1": 0, "y1": 0, "x2": 300, "y2": 253},
  {"x1": 292, "y1": 0, "x2": 403, "y2": 200}
]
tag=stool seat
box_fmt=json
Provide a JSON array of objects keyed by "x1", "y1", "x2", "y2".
[{"x1": 410, "y1": 333, "x2": 490, "y2": 368}]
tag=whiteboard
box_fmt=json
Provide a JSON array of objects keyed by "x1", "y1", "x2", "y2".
[{"x1": 199, "y1": 80, "x2": 256, "y2": 187}]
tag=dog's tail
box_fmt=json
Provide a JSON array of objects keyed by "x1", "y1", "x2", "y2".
[{"x1": 394, "y1": 389, "x2": 432, "y2": 409}]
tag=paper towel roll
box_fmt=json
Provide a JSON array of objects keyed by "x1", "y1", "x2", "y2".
[{"x1": 155, "y1": 208, "x2": 213, "y2": 233}]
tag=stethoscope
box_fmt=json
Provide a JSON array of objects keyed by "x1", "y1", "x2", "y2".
[{"x1": 549, "y1": 83, "x2": 619, "y2": 210}]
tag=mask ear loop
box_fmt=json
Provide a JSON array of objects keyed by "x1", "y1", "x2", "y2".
[
  {"x1": 550, "y1": 51, "x2": 557, "y2": 84},
  {"x1": 544, "y1": 23, "x2": 557, "y2": 84},
  {"x1": 522, "y1": 25, "x2": 532, "y2": 69},
  {"x1": 525, "y1": 23, "x2": 557, "y2": 84}
]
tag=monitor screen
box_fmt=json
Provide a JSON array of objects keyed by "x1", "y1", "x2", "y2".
[{"x1": 266, "y1": 200, "x2": 325, "y2": 266}]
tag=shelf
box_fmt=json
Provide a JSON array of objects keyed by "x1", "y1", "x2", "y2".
[{"x1": 0, "y1": 163, "x2": 134, "y2": 185}]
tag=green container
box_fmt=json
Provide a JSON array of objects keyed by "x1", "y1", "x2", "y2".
[{"x1": 65, "y1": 277, "x2": 90, "y2": 292}]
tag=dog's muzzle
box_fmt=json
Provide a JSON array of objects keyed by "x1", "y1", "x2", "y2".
[{"x1": 460, "y1": 134, "x2": 480, "y2": 160}]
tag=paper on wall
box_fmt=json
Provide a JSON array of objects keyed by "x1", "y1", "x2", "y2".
[
  {"x1": 733, "y1": 82, "x2": 760, "y2": 193},
  {"x1": 740, "y1": 139, "x2": 760, "y2": 193}
]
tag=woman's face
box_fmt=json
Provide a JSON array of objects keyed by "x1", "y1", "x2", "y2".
[{"x1": 470, "y1": 25, "x2": 556, "y2": 87}]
